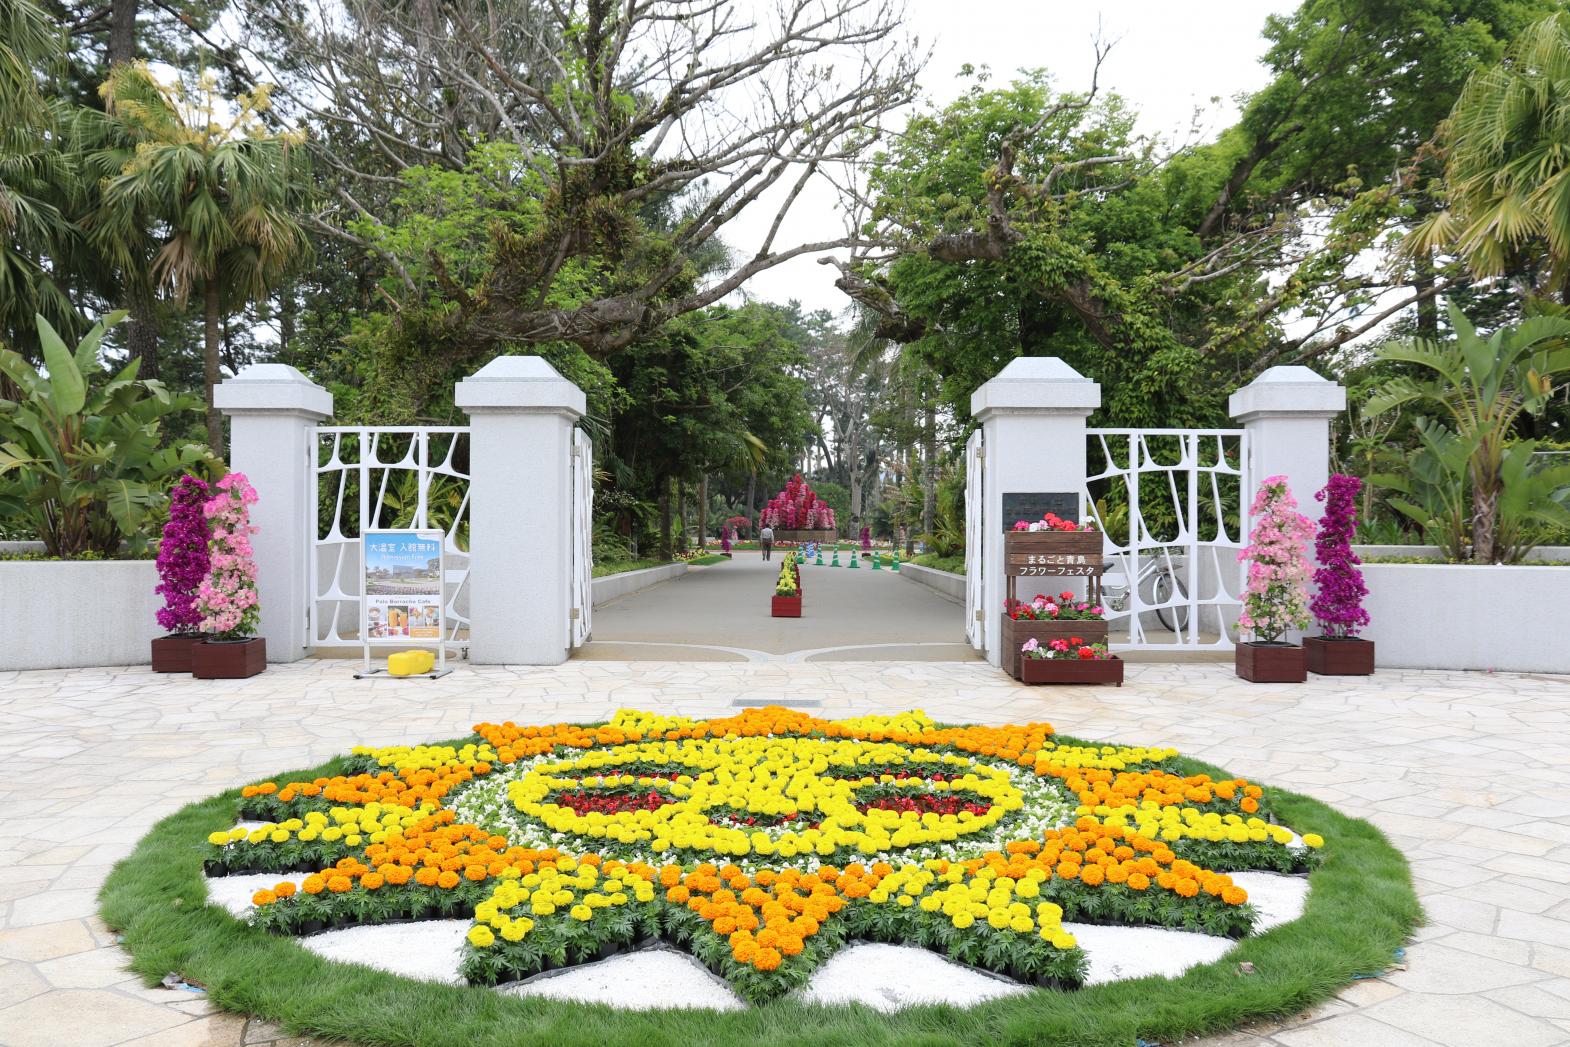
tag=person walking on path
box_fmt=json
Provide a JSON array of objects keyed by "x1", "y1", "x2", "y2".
[{"x1": 760, "y1": 524, "x2": 774, "y2": 561}]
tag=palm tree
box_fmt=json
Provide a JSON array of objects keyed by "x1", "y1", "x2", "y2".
[
  {"x1": 1409, "y1": 12, "x2": 1570, "y2": 300},
  {"x1": 1366, "y1": 303, "x2": 1570, "y2": 563},
  {"x1": 0, "y1": 0, "x2": 83, "y2": 352},
  {"x1": 91, "y1": 64, "x2": 308, "y2": 455}
]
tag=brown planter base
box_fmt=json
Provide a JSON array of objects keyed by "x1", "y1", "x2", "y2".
[
  {"x1": 771, "y1": 595, "x2": 802, "y2": 618},
  {"x1": 192, "y1": 637, "x2": 267, "y2": 679},
  {"x1": 1305, "y1": 636, "x2": 1375, "y2": 675},
  {"x1": 151, "y1": 634, "x2": 206, "y2": 673},
  {"x1": 1001, "y1": 616, "x2": 1108, "y2": 680},
  {"x1": 1236, "y1": 641, "x2": 1306, "y2": 683},
  {"x1": 1020, "y1": 657, "x2": 1124, "y2": 686}
]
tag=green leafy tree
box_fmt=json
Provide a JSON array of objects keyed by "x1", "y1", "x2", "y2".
[
  {"x1": 1366, "y1": 303, "x2": 1570, "y2": 561},
  {"x1": 0, "y1": 311, "x2": 209, "y2": 556},
  {"x1": 1408, "y1": 11, "x2": 1570, "y2": 301},
  {"x1": 92, "y1": 64, "x2": 309, "y2": 455}
]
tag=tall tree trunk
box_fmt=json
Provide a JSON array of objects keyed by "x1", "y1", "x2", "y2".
[
  {"x1": 108, "y1": 0, "x2": 137, "y2": 66},
  {"x1": 1473, "y1": 477, "x2": 1496, "y2": 564},
  {"x1": 697, "y1": 473, "x2": 708, "y2": 551},
  {"x1": 922, "y1": 403, "x2": 937, "y2": 540},
  {"x1": 744, "y1": 470, "x2": 757, "y2": 535},
  {"x1": 204, "y1": 280, "x2": 224, "y2": 457},
  {"x1": 657, "y1": 478, "x2": 672, "y2": 562},
  {"x1": 124, "y1": 280, "x2": 159, "y2": 379},
  {"x1": 1413, "y1": 251, "x2": 1440, "y2": 340},
  {"x1": 677, "y1": 479, "x2": 688, "y2": 551},
  {"x1": 278, "y1": 284, "x2": 297, "y2": 362}
]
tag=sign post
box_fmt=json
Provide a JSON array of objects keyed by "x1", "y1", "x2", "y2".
[{"x1": 355, "y1": 528, "x2": 452, "y2": 679}]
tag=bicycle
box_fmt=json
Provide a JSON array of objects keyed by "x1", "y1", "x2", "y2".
[{"x1": 1100, "y1": 551, "x2": 1190, "y2": 634}]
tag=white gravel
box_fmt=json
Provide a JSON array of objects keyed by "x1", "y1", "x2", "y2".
[
  {"x1": 204, "y1": 873, "x2": 305, "y2": 919},
  {"x1": 797, "y1": 943, "x2": 1027, "y2": 1011},
  {"x1": 1229, "y1": 871, "x2": 1310, "y2": 932},
  {"x1": 1069, "y1": 922, "x2": 1233, "y2": 984},
  {"x1": 503, "y1": 947, "x2": 746, "y2": 1011},
  {"x1": 297, "y1": 920, "x2": 471, "y2": 985}
]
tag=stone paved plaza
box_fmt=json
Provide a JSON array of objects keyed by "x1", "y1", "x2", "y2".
[{"x1": 2, "y1": 657, "x2": 1569, "y2": 1046}]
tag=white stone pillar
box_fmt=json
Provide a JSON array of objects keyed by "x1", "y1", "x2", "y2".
[
  {"x1": 1228, "y1": 366, "x2": 1346, "y2": 516},
  {"x1": 455, "y1": 356, "x2": 586, "y2": 665},
  {"x1": 970, "y1": 358, "x2": 1100, "y2": 668},
  {"x1": 215, "y1": 364, "x2": 333, "y2": 662}
]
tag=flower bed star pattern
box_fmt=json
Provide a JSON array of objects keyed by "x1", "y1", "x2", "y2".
[{"x1": 213, "y1": 709, "x2": 1323, "y2": 1004}]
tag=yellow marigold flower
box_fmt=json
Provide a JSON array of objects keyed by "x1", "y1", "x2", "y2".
[{"x1": 466, "y1": 925, "x2": 495, "y2": 948}]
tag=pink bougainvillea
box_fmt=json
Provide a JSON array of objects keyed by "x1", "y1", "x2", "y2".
[
  {"x1": 1236, "y1": 475, "x2": 1314, "y2": 644},
  {"x1": 1311, "y1": 474, "x2": 1370, "y2": 638},
  {"x1": 759, "y1": 475, "x2": 836, "y2": 531},
  {"x1": 196, "y1": 472, "x2": 261, "y2": 639},
  {"x1": 155, "y1": 475, "x2": 211, "y2": 634}
]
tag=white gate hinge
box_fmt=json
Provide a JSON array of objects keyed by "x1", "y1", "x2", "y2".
[
  {"x1": 974, "y1": 609, "x2": 984, "y2": 621},
  {"x1": 570, "y1": 607, "x2": 581, "y2": 619}
]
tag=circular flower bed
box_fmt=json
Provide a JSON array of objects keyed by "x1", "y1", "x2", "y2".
[
  {"x1": 199, "y1": 709, "x2": 1328, "y2": 1005},
  {"x1": 103, "y1": 707, "x2": 1418, "y2": 1046}
]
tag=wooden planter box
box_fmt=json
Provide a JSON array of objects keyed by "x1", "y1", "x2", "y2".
[
  {"x1": 1304, "y1": 636, "x2": 1375, "y2": 676},
  {"x1": 771, "y1": 595, "x2": 802, "y2": 618},
  {"x1": 1001, "y1": 617, "x2": 1108, "y2": 680},
  {"x1": 151, "y1": 634, "x2": 205, "y2": 673},
  {"x1": 192, "y1": 637, "x2": 268, "y2": 679},
  {"x1": 1020, "y1": 656, "x2": 1124, "y2": 686},
  {"x1": 1235, "y1": 641, "x2": 1306, "y2": 683}
]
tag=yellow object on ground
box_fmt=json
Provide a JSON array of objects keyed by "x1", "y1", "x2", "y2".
[{"x1": 387, "y1": 650, "x2": 436, "y2": 676}]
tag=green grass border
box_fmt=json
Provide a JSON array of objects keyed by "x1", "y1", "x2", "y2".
[{"x1": 101, "y1": 750, "x2": 1420, "y2": 1047}]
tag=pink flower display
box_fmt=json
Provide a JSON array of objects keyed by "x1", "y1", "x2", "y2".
[
  {"x1": 759, "y1": 475, "x2": 835, "y2": 531},
  {"x1": 1235, "y1": 475, "x2": 1314, "y2": 644},
  {"x1": 155, "y1": 475, "x2": 211, "y2": 634},
  {"x1": 1311, "y1": 474, "x2": 1370, "y2": 638},
  {"x1": 196, "y1": 472, "x2": 261, "y2": 640}
]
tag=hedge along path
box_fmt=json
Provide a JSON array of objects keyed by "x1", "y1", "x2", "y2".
[{"x1": 100, "y1": 711, "x2": 1420, "y2": 1047}]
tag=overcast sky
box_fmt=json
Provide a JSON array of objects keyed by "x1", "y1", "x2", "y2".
[{"x1": 728, "y1": 0, "x2": 1299, "y2": 315}]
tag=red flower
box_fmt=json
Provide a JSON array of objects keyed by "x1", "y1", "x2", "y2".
[
  {"x1": 1078, "y1": 647, "x2": 1095, "y2": 660},
  {"x1": 1058, "y1": 591, "x2": 1074, "y2": 602}
]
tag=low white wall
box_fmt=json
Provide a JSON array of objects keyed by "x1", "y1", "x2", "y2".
[
  {"x1": 1356, "y1": 544, "x2": 1570, "y2": 563},
  {"x1": 1362, "y1": 562, "x2": 1570, "y2": 673},
  {"x1": 0, "y1": 560, "x2": 163, "y2": 670},
  {"x1": 591, "y1": 562, "x2": 687, "y2": 606},
  {"x1": 900, "y1": 563, "x2": 965, "y2": 603}
]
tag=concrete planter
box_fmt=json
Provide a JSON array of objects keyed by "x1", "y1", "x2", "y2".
[
  {"x1": 0, "y1": 559, "x2": 162, "y2": 671},
  {"x1": 1361, "y1": 562, "x2": 1570, "y2": 673}
]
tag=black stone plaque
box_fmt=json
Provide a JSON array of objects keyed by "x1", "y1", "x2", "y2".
[{"x1": 1001, "y1": 491, "x2": 1079, "y2": 530}]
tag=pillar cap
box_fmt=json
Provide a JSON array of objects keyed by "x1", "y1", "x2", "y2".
[
  {"x1": 970, "y1": 357, "x2": 1100, "y2": 421},
  {"x1": 215, "y1": 364, "x2": 333, "y2": 419},
  {"x1": 455, "y1": 355, "x2": 586, "y2": 418},
  {"x1": 1229, "y1": 366, "x2": 1345, "y2": 422}
]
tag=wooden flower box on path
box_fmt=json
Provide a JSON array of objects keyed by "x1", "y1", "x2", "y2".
[
  {"x1": 1001, "y1": 530, "x2": 1106, "y2": 680},
  {"x1": 192, "y1": 638, "x2": 267, "y2": 679},
  {"x1": 1304, "y1": 636, "x2": 1375, "y2": 675},
  {"x1": 151, "y1": 634, "x2": 205, "y2": 673},
  {"x1": 1235, "y1": 641, "x2": 1306, "y2": 683},
  {"x1": 1020, "y1": 656, "x2": 1124, "y2": 686},
  {"x1": 771, "y1": 595, "x2": 802, "y2": 618}
]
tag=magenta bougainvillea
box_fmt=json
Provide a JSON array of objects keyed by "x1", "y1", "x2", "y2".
[
  {"x1": 1236, "y1": 475, "x2": 1314, "y2": 644},
  {"x1": 1310, "y1": 474, "x2": 1370, "y2": 638},
  {"x1": 196, "y1": 472, "x2": 261, "y2": 639},
  {"x1": 154, "y1": 475, "x2": 211, "y2": 634},
  {"x1": 760, "y1": 475, "x2": 835, "y2": 531}
]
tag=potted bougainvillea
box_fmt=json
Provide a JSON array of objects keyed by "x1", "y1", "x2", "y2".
[
  {"x1": 151, "y1": 474, "x2": 211, "y2": 672},
  {"x1": 192, "y1": 472, "x2": 266, "y2": 679},
  {"x1": 1235, "y1": 476, "x2": 1313, "y2": 683},
  {"x1": 1306, "y1": 474, "x2": 1374, "y2": 675}
]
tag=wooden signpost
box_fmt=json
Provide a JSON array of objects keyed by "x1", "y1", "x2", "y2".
[{"x1": 1001, "y1": 529, "x2": 1107, "y2": 680}]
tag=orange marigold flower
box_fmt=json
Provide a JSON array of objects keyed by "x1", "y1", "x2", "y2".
[
  {"x1": 274, "y1": 881, "x2": 297, "y2": 898},
  {"x1": 327, "y1": 875, "x2": 352, "y2": 893},
  {"x1": 752, "y1": 947, "x2": 782, "y2": 971},
  {"x1": 301, "y1": 875, "x2": 326, "y2": 895},
  {"x1": 415, "y1": 867, "x2": 439, "y2": 887},
  {"x1": 362, "y1": 873, "x2": 385, "y2": 890},
  {"x1": 251, "y1": 889, "x2": 277, "y2": 907},
  {"x1": 1127, "y1": 873, "x2": 1150, "y2": 891},
  {"x1": 464, "y1": 864, "x2": 488, "y2": 881},
  {"x1": 437, "y1": 870, "x2": 461, "y2": 889},
  {"x1": 1079, "y1": 865, "x2": 1105, "y2": 887}
]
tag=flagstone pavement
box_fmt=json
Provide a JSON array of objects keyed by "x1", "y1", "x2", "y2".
[{"x1": 2, "y1": 657, "x2": 1569, "y2": 1047}]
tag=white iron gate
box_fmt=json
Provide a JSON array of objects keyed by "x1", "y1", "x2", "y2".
[
  {"x1": 964, "y1": 429, "x2": 985, "y2": 651},
  {"x1": 570, "y1": 428, "x2": 593, "y2": 648},
  {"x1": 1084, "y1": 429, "x2": 1249, "y2": 650},
  {"x1": 310, "y1": 427, "x2": 471, "y2": 654}
]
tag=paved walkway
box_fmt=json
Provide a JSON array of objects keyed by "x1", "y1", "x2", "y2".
[
  {"x1": 582, "y1": 553, "x2": 978, "y2": 661},
  {"x1": 2, "y1": 658, "x2": 1569, "y2": 1046}
]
